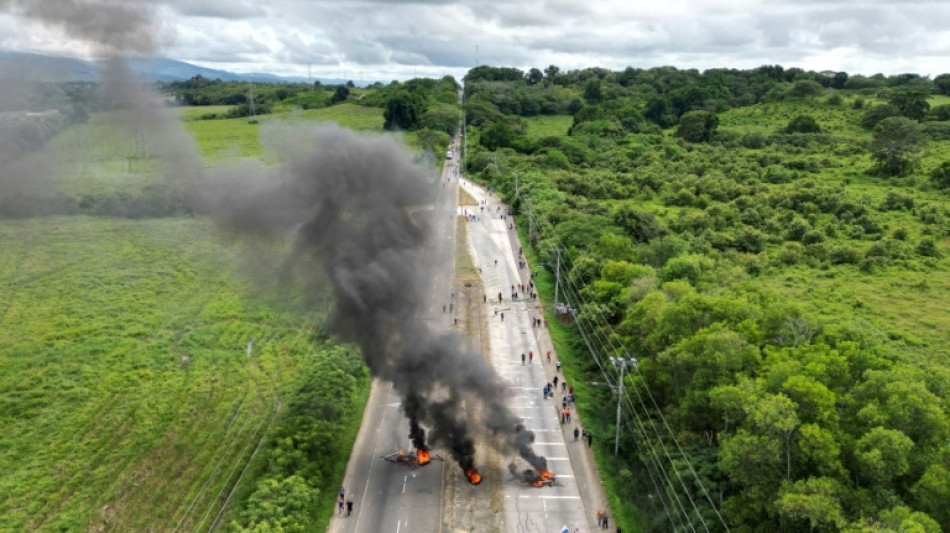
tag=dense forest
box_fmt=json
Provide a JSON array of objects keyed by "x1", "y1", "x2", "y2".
[{"x1": 461, "y1": 64, "x2": 950, "y2": 532}]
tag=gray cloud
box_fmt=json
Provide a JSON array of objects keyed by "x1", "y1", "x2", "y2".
[
  {"x1": 165, "y1": 0, "x2": 266, "y2": 19},
  {"x1": 2, "y1": 0, "x2": 948, "y2": 78}
]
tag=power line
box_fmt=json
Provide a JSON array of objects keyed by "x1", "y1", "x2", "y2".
[{"x1": 511, "y1": 187, "x2": 730, "y2": 531}]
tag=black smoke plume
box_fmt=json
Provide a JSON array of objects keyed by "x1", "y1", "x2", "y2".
[{"x1": 200, "y1": 123, "x2": 547, "y2": 473}]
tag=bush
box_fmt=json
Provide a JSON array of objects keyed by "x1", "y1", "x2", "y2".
[
  {"x1": 785, "y1": 115, "x2": 821, "y2": 134},
  {"x1": 861, "y1": 104, "x2": 900, "y2": 129},
  {"x1": 829, "y1": 245, "x2": 862, "y2": 264},
  {"x1": 930, "y1": 161, "x2": 950, "y2": 189},
  {"x1": 917, "y1": 238, "x2": 941, "y2": 257},
  {"x1": 882, "y1": 191, "x2": 915, "y2": 211}
]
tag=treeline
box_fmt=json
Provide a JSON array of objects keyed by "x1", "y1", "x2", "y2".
[
  {"x1": 464, "y1": 64, "x2": 950, "y2": 532},
  {"x1": 231, "y1": 343, "x2": 367, "y2": 532},
  {"x1": 160, "y1": 76, "x2": 358, "y2": 116},
  {"x1": 0, "y1": 186, "x2": 193, "y2": 219}
]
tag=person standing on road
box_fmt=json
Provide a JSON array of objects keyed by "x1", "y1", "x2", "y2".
[
  {"x1": 565, "y1": 407, "x2": 571, "y2": 422},
  {"x1": 603, "y1": 512, "x2": 609, "y2": 529},
  {"x1": 562, "y1": 380, "x2": 567, "y2": 393},
  {"x1": 346, "y1": 498, "x2": 353, "y2": 517},
  {"x1": 556, "y1": 360, "x2": 562, "y2": 373},
  {"x1": 500, "y1": 312, "x2": 504, "y2": 321},
  {"x1": 522, "y1": 353, "x2": 526, "y2": 365},
  {"x1": 529, "y1": 351, "x2": 533, "y2": 363},
  {"x1": 588, "y1": 431, "x2": 593, "y2": 447},
  {"x1": 574, "y1": 426, "x2": 580, "y2": 441},
  {"x1": 553, "y1": 375, "x2": 559, "y2": 388},
  {"x1": 547, "y1": 350, "x2": 551, "y2": 363},
  {"x1": 338, "y1": 495, "x2": 345, "y2": 516}
]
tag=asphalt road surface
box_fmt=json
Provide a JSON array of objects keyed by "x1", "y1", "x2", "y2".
[
  {"x1": 329, "y1": 137, "x2": 461, "y2": 533},
  {"x1": 459, "y1": 179, "x2": 595, "y2": 533}
]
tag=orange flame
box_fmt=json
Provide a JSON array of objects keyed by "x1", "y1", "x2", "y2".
[
  {"x1": 532, "y1": 468, "x2": 554, "y2": 487},
  {"x1": 466, "y1": 467, "x2": 482, "y2": 485},
  {"x1": 416, "y1": 448, "x2": 430, "y2": 466}
]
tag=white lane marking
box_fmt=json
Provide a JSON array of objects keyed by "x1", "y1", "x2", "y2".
[
  {"x1": 396, "y1": 520, "x2": 401, "y2": 533},
  {"x1": 402, "y1": 474, "x2": 408, "y2": 494},
  {"x1": 531, "y1": 442, "x2": 566, "y2": 446},
  {"x1": 555, "y1": 474, "x2": 575, "y2": 478},
  {"x1": 540, "y1": 495, "x2": 582, "y2": 499},
  {"x1": 544, "y1": 457, "x2": 570, "y2": 461}
]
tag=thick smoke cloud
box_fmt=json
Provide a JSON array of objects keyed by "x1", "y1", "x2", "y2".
[
  {"x1": 200, "y1": 123, "x2": 546, "y2": 472},
  {"x1": 0, "y1": 0, "x2": 157, "y2": 56}
]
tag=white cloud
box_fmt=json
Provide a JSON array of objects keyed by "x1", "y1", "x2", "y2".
[{"x1": 1, "y1": 0, "x2": 948, "y2": 80}]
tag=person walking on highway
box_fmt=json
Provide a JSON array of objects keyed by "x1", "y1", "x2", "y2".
[
  {"x1": 565, "y1": 407, "x2": 571, "y2": 422},
  {"x1": 556, "y1": 360, "x2": 562, "y2": 373},
  {"x1": 587, "y1": 431, "x2": 593, "y2": 447},
  {"x1": 346, "y1": 498, "x2": 353, "y2": 517},
  {"x1": 602, "y1": 512, "x2": 609, "y2": 529},
  {"x1": 338, "y1": 495, "x2": 345, "y2": 516},
  {"x1": 562, "y1": 380, "x2": 567, "y2": 393},
  {"x1": 500, "y1": 312, "x2": 504, "y2": 321},
  {"x1": 522, "y1": 353, "x2": 526, "y2": 365},
  {"x1": 574, "y1": 426, "x2": 580, "y2": 441},
  {"x1": 547, "y1": 350, "x2": 551, "y2": 363},
  {"x1": 553, "y1": 376, "x2": 559, "y2": 388},
  {"x1": 529, "y1": 351, "x2": 533, "y2": 363}
]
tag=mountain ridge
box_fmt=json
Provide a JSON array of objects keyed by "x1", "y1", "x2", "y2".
[{"x1": 0, "y1": 51, "x2": 363, "y2": 85}]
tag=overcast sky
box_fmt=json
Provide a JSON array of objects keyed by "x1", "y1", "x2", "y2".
[{"x1": 1, "y1": 0, "x2": 948, "y2": 81}]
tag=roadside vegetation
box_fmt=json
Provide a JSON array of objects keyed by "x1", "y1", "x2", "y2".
[{"x1": 463, "y1": 65, "x2": 950, "y2": 532}]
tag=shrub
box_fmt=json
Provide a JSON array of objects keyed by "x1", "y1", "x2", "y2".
[
  {"x1": 917, "y1": 238, "x2": 941, "y2": 257},
  {"x1": 930, "y1": 161, "x2": 950, "y2": 189},
  {"x1": 785, "y1": 115, "x2": 821, "y2": 134},
  {"x1": 829, "y1": 245, "x2": 862, "y2": 264},
  {"x1": 882, "y1": 191, "x2": 915, "y2": 211}
]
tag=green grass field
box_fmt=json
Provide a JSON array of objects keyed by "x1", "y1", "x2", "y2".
[
  {"x1": 524, "y1": 115, "x2": 573, "y2": 138},
  {"x1": 0, "y1": 216, "x2": 343, "y2": 531},
  {"x1": 183, "y1": 103, "x2": 386, "y2": 163}
]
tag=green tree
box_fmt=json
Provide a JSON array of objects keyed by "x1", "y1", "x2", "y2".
[
  {"x1": 330, "y1": 85, "x2": 350, "y2": 104},
  {"x1": 584, "y1": 78, "x2": 603, "y2": 103},
  {"x1": 420, "y1": 104, "x2": 461, "y2": 134},
  {"x1": 785, "y1": 114, "x2": 821, "y2": 134},
  {"x1": 543, "y1": 64, "x2": 560, "y2": 84},
  {"x1": 871, "y1": 116, "x2": 925, "y2": 175},
  {"x1": 861, "y1": 104, "x2": 901, "y2": 129},
  {"x1": 676, "y1": 110, "x2": 719, "y2": 142},
  {"x1": 934, "y1": 73, "x2": 950, "y2": 96},
  {"x1": 775, "y1": 477, "x2": 846, "y2": 532},
  {"x1": 480, "y1": 122, "x2": 514, "y2": 150},
  {"x1": 788, "y1": 80, "x2": 824, "y2": 98},
  {"x1": 929, "y1": 161, "x2": 950, "y2": 188},
  {"x1": 384, "y1": 90, "x2": 426, "y2": 130},
  {"x1": 854, "y1": 426, "x2": 914, "y2": 485},
  {"x1": 890, "y1": 92, "x2": 931, "y2": 121},
  {"x1": 526, "y1": 68, "x2": 543, "y2": 85}
]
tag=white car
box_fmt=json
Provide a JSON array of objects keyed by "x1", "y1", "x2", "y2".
[{"x1": 446, "y1": 150, "x2": 453, "y2": 160}]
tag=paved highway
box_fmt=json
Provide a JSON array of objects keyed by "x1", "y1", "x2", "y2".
[{"x1": 459, "y1": 179, "x2": 595, "y2": 533}]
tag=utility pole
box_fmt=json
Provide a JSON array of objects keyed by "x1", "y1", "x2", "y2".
[
  {"x1": 528, "y1": 201, "x2": 534, "y2": 241},
  {"x1": 610, "y1": 357, "x2": 637, "y2": 456},
  {"x1": 553, "y1": 247, "x2": 562, "y2": 305},
  {"x1": 247, "y1": 83, "x2": 256, "y2": 118}
]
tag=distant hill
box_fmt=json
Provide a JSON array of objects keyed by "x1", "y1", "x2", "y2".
[{"x1": 0, "y1": 51, "x2": 363, "y2": 86}]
